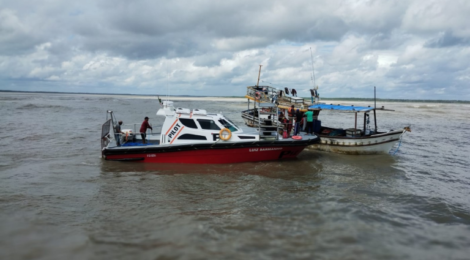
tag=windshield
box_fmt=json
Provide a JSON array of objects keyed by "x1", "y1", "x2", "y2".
[{"x1": 218, "y1": 118, "x2": 238, "y2": 132}]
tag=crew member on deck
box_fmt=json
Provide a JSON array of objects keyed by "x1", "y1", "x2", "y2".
[
  {"x1": 140, "y1": 117, "x2": 153, "y2": 144},
  {"x1": 304, "y1": 109, "x2": 314, "y2": 135},
  {"x1": 294, "y1": 109, "x2": 303, "y2": 135},
  {"x1": 288, "y1": 105, "x2": 295, "y2": 123},
  {"x1": 115, "y1": 120, "x2": 123, "y2": 146}
]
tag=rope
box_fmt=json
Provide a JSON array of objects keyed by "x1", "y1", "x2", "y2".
[{"x1": 390, "y1": 131, "x2": 405, "y2": 155}]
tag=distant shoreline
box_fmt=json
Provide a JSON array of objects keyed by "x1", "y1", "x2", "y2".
[{"x1": 1, "y1": 89, "x2": 469, "y2": 104}]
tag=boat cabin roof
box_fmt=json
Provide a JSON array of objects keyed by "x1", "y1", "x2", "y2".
[
  {"x1": 258, "y1": 103, "x2": 277, "y2": 108},
  {"x1": 308, "y1": 104, "x2": 374, "y2": 112}
]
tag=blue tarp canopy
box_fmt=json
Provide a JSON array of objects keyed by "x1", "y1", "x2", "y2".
[{"x1": 308, "y1": 104, "x2": 374, "y2": 112}]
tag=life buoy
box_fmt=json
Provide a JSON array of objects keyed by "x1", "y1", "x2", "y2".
[
  {"x1": 292, "y1": 135, "x2": 302, "y2": 140},
  {"x1": 219, "y1": 128, "x2": 232, "y2": 141},
  {"x1": 255, "y1": 91, "x2": 261, "y2": 100}
]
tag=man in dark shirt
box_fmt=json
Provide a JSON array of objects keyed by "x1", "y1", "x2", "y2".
[
  {"x1": 294, "y1": 109, "x2": 303, "y2": 135},
  {"x1": 140, "y1": 117, "x2": 153, "y2": 144},
  {"x1": 115, "y1": 120, "x2": 123, "y2": 146}
]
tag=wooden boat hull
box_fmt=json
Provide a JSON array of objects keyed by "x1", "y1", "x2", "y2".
[
  {"x1": 308, "y1": 129, "x2": 405, "y2": 155},
  {"x1": 241, "y1": 108, "x2": 409, "y2": 155}
]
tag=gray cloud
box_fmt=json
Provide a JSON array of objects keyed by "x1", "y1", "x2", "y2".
[
  {"x1": 425, "y1": 30, "x2": 470, "y2": 48},
  {"x1": 0, "y1": 0, "x2": 469, "y2": 100}
]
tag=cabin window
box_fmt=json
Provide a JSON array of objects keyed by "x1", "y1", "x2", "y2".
[
  {"x1": 197, "y1": 119, "x2": 220, "y2": 130},
  {"x1": 226, "y1": 118, "x2": 240, "y2": 128},
  {"x1": 179, "y1": 118, "x2": 198, "y2": 129},
  {"x1": 218, "y1": 119, "x2": 238, "y2": 132},
  {"x1": 178, "y1": 134, "x2": 207, "y2": 140}
]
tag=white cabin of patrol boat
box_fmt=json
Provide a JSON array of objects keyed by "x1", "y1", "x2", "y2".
[{"x1": 157, "y1": 105, "x2": 258, "y2": 145}]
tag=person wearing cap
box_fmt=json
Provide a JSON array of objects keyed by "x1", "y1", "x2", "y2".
[
  {"x1": 140, "y1": 117, "x2": 153, "y2": 144},
  {"x1": 114, "y1": 120, "x2": 123, "y2": 146}
]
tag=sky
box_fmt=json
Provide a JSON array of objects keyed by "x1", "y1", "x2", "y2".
[{"x1": 1, "y1": 0, "x2": 469, "y2": 100}]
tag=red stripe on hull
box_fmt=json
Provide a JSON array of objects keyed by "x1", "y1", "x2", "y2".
[{"x1": 105, "y1": 146, "x2": 306, "y2": 164}]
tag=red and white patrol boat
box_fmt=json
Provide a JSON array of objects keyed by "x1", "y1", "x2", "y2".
[{"x1": 101, "y1": 101, "x2": 319, "y2": 164}]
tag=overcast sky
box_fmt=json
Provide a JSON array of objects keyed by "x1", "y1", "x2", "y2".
[{"x1": 1, "y1": 0, "x2": 469, "y2": 100}]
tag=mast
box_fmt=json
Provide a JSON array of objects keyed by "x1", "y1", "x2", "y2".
[
  {"x1": 374, "y1": 86, "x2": 378, "y2": 133},
  {"x1": 374, "y1": 86, "x2": 376, "y2": 109},
  {"x1": 256, "y1": 65, "x2": 262, "y2": 86},
  {"x1": 310, "y1": 47, "x2": 316, "y2": 88}
]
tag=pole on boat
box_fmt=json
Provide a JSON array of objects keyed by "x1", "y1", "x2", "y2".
[
  {"x1": 256, "y1": 65, "x2": 262, "y2": 87},
  {"x1": 374, "y1": 86, "x2": 376, "y2": 109},
  {"x1": 355, "y1": 112, "x2": 357, "y2": 130},
  {"x1": 253, "y1": 97, "x2": 256, "y2": 126},
  {"x1": 363, "y1": 113, "x2": 366, "y2": 134},
  {"x1": 310, "y1": 47, "x2": 316, "y2": 88},
  {"x1": 374, "y1": 86, "x2": 378, "y2": 133}
]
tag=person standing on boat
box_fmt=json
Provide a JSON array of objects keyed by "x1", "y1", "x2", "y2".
[
  {"x1": 304, "y1": 109, "x2": 314, "y2": 135},
  {"x1": 294, "y1": 109, "x2": 303, "y2": 135},
  {"x1": 114, "y1": 120, "x2": 123, "y2": 146},
  {"x1": 278, "y1": 111, "x2": 285, "y2": 122},
  {"x1": 288, "y1": 105, "x2": 296, "y2": 135},
  {"x1": 288, "y1": 105, "x2": 295, "y2": 122},
  {"x1": 140, "y1": 117, "x2": 153, "y2": 144}
]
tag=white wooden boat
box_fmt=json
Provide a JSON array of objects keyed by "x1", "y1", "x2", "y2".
[{"x1": 242, "y1": 85, "x2": 410, "y2": 155}]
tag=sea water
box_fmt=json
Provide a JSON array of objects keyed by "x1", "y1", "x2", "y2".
[{"x1": 0, "y1": 92, "x2": 469, "y2": 259}]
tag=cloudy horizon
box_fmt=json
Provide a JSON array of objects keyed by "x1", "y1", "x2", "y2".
[{"x1": 1, "y1": 0, "x2": 469, "y2": 100}]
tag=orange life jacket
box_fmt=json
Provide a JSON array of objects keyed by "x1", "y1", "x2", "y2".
[{"x1": 288, "y1": 108, "x2": 295, "y2": 117}]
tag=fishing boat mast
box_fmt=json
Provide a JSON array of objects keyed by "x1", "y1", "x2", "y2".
[
  {"x1": 253, "y1": 65, "x2": 263, "y2": 126},
  {"x1": 310, "y1": 47, "x2": 316, "y2": 89},
  {"x1": 256, "y1": 65, "x2": 262, "y2": 87},
  {"x1": 374, "y1": 86, "x2": 378, "y2": 132}
]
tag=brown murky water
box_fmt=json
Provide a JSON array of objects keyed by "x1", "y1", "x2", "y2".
[{"x1": 1, "y1": 92, "x2": 469, "y2": 259}]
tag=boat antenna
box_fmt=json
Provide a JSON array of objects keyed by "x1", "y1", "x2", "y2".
[
  {"x1": 166, "y1": 73, "x2": 170, "y2": 101},
  {"x1": 256, "y1": 65, "x2": 262, "y2": 86},
  {"x1": 310, "y1": 47, "x2": 316, "y2": 88}
]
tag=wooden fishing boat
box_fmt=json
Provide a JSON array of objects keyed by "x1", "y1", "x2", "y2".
[{"x1": 242, "y1": 85, "x2": 410, "y2": 155}]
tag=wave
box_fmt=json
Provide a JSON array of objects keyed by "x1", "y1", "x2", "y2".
[{"x1": 17, "y1": 104, "x2": 71, "y2": 110}]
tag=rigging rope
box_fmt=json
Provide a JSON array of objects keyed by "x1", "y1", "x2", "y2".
[{"x1": 390, "y1": 132, "x2": 405, "y2": 155}]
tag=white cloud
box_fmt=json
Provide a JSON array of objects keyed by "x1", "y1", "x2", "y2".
[
  {"x1": 0, "y1": 0, "x2": 469, "y2": 100},
  {"x1": 377, "y1": 54, "x2": 398, "y2": 68}
]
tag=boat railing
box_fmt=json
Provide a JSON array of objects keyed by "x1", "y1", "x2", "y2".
[
  {"x1": 101, "y1": 119, "x2": 112, "y2": 153},
  {"x1": 246, "y1": 86, "x2": 276, "y2": 103},
  {"x1": 279, "y1": 96, "x2": 307, "y2": 105},
  {"x1": 246, "y1": 86, "x2": 309, "y2": 106},
  {"x1": 117, "y1": 123, "x2": 160, "y2": 135}
]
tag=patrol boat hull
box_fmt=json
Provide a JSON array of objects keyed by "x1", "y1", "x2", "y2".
[{"x1": 102, "y1": 141, "x2": 311, "y2": 164}]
